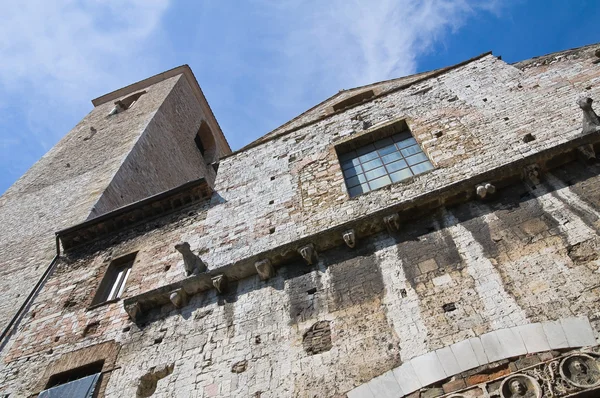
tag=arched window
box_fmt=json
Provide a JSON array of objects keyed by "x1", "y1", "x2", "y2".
[{"x1": 194, "y1": 121, "x2": 217, "y2": 164}]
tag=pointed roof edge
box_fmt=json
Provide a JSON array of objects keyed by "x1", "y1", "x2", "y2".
[
  {"x1": 91, "y1": 64, "x2": 232, "y2": 153},
  {"x1": 230, "y1": 51, "x2": 493, "y2": 158}
]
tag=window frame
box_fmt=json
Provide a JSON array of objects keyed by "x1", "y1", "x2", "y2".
[
  {"x1": 90, "y1": 252, "x2": 136, "y2": 307},
  {"x1": 335, "y1": 119, "x2": 434, "y2": 197}
]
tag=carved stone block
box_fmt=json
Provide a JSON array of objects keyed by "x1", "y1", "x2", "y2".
[
  {"x1": 255, "y1": 259, "x2": 274, "y2": 280},
  {"x1": 212, "y1": 274, "x2": 228, "y2": 294},
  {"x1": 500, "y1": 374, "x2": 541, "y2": 398},
  {"x1": 523, "y1": 164, "x2": 541, "y2": 187},
  {"x1": 125, "y1": 302, "x2": 142, "y2": 322},
  {"x1": 577, "y1": 97, "x2": 600, "y2": 135},
  {"x1": 476, "y1": 183, "x2": 496, "y2": 199},
  {"x1": 383, "y1": 214, "x2": 400, "y2": 232},
  {"x1": 298, "y1": 244, "x2": 317, "y2": 265},
  {"x1": 174, "y1": 242, "x2": 207, "y2": 276},
  {"x1": 342, "y1": 229, "x2": 356, "y2": 248},
  {"x1": 169, "y1": 288, "x2": 188, "y2": 309},
  {"x1": 577, "y1": 144, "x2": 596, "y2": 163}
]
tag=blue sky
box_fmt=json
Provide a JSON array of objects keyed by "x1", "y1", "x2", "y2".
[{"x1": 1, "y1": 0, "x2": 599, "y2": 194}]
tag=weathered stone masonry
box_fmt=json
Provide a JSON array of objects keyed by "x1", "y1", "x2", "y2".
[{"x1": 2, "y1": 45, "x2": 600, "y2": 397}]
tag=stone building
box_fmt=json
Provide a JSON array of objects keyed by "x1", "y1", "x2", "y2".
[{"x1": 2, "y1": 43, "x2": 600, "y2": 397}]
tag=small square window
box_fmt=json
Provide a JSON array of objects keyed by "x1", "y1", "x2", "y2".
[
  {"x1": 91, "y1": 253, "x2": 136, "y2": 306},
  {"x1": 335, "y1": 119, "x2": 433, "y2": 197}
]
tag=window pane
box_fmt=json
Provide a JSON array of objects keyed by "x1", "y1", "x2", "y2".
[
  {"x1": 343, "y1": 165, "x2": 362, "y2": 178},
  {"x1": 385, "y1": 159, "x2": 408, "y2": 173},
  {"x1": 396, "y1": 137, "x2": 417, "y2": 149},
  {"x1": 406, "y1": 152, "x2": 428, "y2": 166},
  {"x1": 411, "y1": 160, "x2": 434, "y2": 174},
  {"x1": 339, "y1": 151, "x2": 357, "y2": 162},
  {"x1": 365, "y1": 166, "x2": 387, "y2": 181},
  {"x1": 356, "y1": 144, "x2": 375, "y2": 156},
  {"x1": 358, "y1": 150, "x2": 378, "y2": 163},
  {"x1": 106, "y1": 269, "x2": 124, "y2": 301},
  {"x1": 378, "y1": 144, "x2": 397, "y2": 156},
  {"x1": 39, "y1": 373, "x2": 101, "y2": 398},
  {"x1": 390, "y1": 168, "x2": 413, "y2": 182},
  {"x1": 345, "y1": 174, "x2": 367, "y2": 188},
  {"x1": 361, "y1": 158, "x2": 383, "y2": 172},
  {"x1": 373, "y1": 137, "x2": 394, "y2": 148},
  {"x1": 348, "y1": 183, "x2": 370, "y2": 197},
  {"x1": 400, "y1": 144, "x2": 422, "y2": 157},
  {"x1": 391, "y1": 132, "x2": 411, "y2": 143},
  {"x1": 341, "y1": 158, "x2": 361, "y2": 170},
  {"x1": 117, "y1": 267, "x2": 132, "y2": 298},
  {"x1": 368, "y1": 175, "x2": 392, "y2": 190},
  {"x1": 381, "y1": 151, "x2": 403, "y2": 164}
]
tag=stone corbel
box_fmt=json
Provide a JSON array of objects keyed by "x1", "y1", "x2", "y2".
[
  {"x1": 125, "y1": 302, "x2": 142, "y2": 322},
  {"x1": 576, "y1": 144, "x2": 597, "y2": 163},
  {"x1": 212, "y1": 274, "x2": 228, "y2": 294},
  {"x1": 523, "y1": 164, "x2": 541, "y2": 187},
  {"x1": 255, "y1": 259, "x2": 275, "y2": 281},
  {"x1": 298, "y1": 244, "x2": 318, "y2": 265},
  {"x1": 342, "y1": 229, "x2": 356, "y2": 248},
  {"x1": 475, "y1": 183, "x2": 496, "y2": 199},
  {"x1": 577, "y1": 97, "x2": 600, "y2": 135},
  {"x1": 383, "y1": 214, "x2": 400, "y2": 233},
  {"x1": 174, "y1": 242, "x2": 207, "y2": 277},
  {"x1": 169, "y1": 288, "x2": 188, "y2": 309}
]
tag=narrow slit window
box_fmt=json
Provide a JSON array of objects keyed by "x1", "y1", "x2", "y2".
[
  {"x1": 336, "y1": 120, "x2": 433, "y2": 197},
  {"x1": 91, "y1": 253, "x2": 136, "y2": 306}
]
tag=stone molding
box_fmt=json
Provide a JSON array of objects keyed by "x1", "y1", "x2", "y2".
[{"x1": 347, "y1": 317, "x2": 597, "y2": 398}]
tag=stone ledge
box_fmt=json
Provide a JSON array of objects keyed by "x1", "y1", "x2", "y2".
[{"x1": 57, "y1": 178, "x2": 213, "y2": 251}]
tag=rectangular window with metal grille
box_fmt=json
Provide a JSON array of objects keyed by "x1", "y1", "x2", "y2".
[{"x1": 337, "y1": 121, "x2": 433, "y2": 197}]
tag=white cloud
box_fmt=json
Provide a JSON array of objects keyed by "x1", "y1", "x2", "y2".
[
  {"x1": 250, "y1": 0, "x2": 505, "y2": 111},
  {"x1": 0, "y1": 0, "x2": 169, "y2": 100},
  {"x1": 0, "y1": 0, "x2": 170, "y2": 193}
]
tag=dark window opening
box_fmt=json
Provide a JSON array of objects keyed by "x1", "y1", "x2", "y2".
[
  {"x1": 336, "y1": 119, "x2": 433, "y2": 197},
  {"x1": 45, "y1": 361, "x2": 104, "y2": 389},
  {"x1": 91, "y1": 252, "x2": 136, "y2": 306},
  {"x1": 333, "y1": 89, "x2": 375, "y2": 111},
  {"x1": 194, "y1": 134, "x2": 205, "y2": 156},
  {"x1": 195, "y1": 121, "x2": 217, "y2": 164}
]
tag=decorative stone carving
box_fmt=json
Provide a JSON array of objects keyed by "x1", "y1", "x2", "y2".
[
  {"x1": 577, "y1": 144, "x2": 597, "y2": 163},
  {"x1": 500, "y1": 374, "x2": 541, "y2": 398},
  {"x1": 212, "y1": 274, "x2": 227, "y2": 294},
  {"x1": 342, "y1": 229, "x2": 356, "y2": 248},
  {"x1": 577, "y1": 97, "x2": 600, "y2": 135},
  {"x1": 255, "y1": 259, "x2": 274, "y2": 281},
  {"x1": 523, "y1": 164, "x2": 541, "y2": 187},
  {"x1": 383, "y1": 214, "x2": 400, "y2": 232},
  {"x1": 475, "y1": 183, "x2": 496, "y2": 199},
  {"x1": 174, "y1": 242, "x2": 207, "y2": 277},
  {"x1": 169, "y1": 288, "x2": 188, "y2": 309},
  {"x1": 298, "y1": 244, "x2": 317, "y2": 265},
  {"x1": 125, "y1": 302, "x2": 142, "y2": 322},
  {"x1": 560, "y1": 354, "x2": 600, "y2": 388}
]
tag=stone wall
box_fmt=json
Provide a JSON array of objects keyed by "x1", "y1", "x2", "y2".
[{"x1": 2, "y1": 158, "x2": 600, "y2": 397}]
